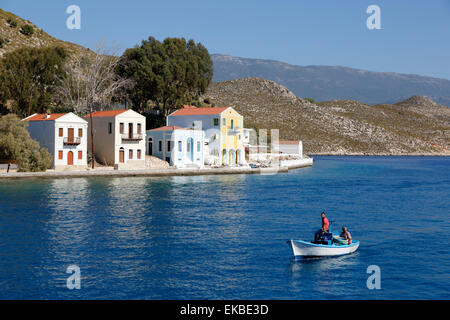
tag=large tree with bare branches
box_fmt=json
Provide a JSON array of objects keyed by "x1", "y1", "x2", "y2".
[{"x1": 56, "y1": 43, "x2": 133, "y2": 168}]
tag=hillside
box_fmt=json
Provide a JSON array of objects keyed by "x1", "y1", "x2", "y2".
[
  {"x1": 204, "y1": 78, "x2": 450, "y2": 155},
  {"x1": 212, "y1": 54, "x2": 450, "y2": 107},
  {"x1": 0, "y1": 9, "x2": 86, "y2": 57}
]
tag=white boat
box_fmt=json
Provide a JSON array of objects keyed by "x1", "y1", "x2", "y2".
[{"x1": 288, "y1": 239, "x2": 360, "y2": 258}]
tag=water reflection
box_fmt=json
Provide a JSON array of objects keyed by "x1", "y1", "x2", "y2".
[{"x1": 287, "y1": 253, "x2": 362, "y2": 297}]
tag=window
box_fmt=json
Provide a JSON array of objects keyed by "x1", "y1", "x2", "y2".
[
  {"x1": 167, "y1": 140, "x2": 171, "y2": 152},
  {"x1": 78, "y1": 150, "x2": 82, "y2": 159},
  {"x1": 78, "y1": 128, "x2": 83, "y2": 137},
  {"x1": 231, "y1": 119, "x2": 234, "y2": 129},
  {"x1": 59, "y1": 128, "x2": 63, "y2": 137},
  {"x1": 197, "y1": 141, "x2": 201, "y2": 152},
  {"x1": 213, "y1": 118, "x2": 219, "y2": 126},
  {"x1": 137, "y1": 123, "x2": 142, "y2": 134},
  {"x1": 58, "y1": 150, "x2": 63, "y2": 160},
  {"x1": 222, "y1": 118, "x2": 226, "y2": 126},
  {"x1": 108, "y1": 122, "x2": 112, "y2": 134},
  {"x1": 178, "y1": 141, "x2": 182, "y2": 152},
  {"x1": 129, "y1": 149, "x2": 133, "y2": 159},
  {"x1": 137, "y1": 149, "x2": 141, "y2": 159},
  {"x1": 120, "y1": 123, "x2": 124, "y2": 134},
  {"x1": 158, "y1": 141, "x2": 162, "y2": 152}
]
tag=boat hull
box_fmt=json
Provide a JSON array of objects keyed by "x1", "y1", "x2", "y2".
[{"x1": 288, "y1": 240, "x2": 359, "y2": 258}]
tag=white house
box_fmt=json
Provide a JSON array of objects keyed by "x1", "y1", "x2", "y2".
[
  {"x1": 23, "y1": 112, "x2": 88, "y2": 170},
  {"x1": 274, "y1": 140, "x2": 303, "y2": 157},
  {"x1": 146, "y1": 125, "x2": 204, "y2": 168},
  {"x1": 85, "y1": 109, "x2": 146, "y2": 169},
  {"x1": 167, "y1": 105, "x2": 246, "y2": 166}
]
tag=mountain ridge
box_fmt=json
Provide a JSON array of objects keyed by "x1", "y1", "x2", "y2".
[
  {"x1": 203, "y1": 77, "x2": 450, "y2": 155},
  {"x1": 212, "y1": 54, "x2": 450, "y2": 107},
  {"x1": 0, "y1": 8, "x2": 87, "y2": 57}
]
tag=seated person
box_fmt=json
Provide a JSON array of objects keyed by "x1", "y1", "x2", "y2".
[
  {"x1": 314, "y1": 212, "x2": 330, "y2": 243},
  {"x1": 340, "y1": 226, "x2": 352, "y2": 244}
]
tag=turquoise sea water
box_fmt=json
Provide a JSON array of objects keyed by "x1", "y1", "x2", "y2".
[{"x1": 0, "y1": 156, "x2": 449, "y2": 299}]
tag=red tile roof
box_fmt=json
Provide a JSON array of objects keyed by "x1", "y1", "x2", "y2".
[
  {"x1": 169, "y1": 105, "x2": 229, "y2": 116},
  {"x1": 85, "y1": 110, "x2": 128, "y2": 118},
  {"x1": 25, "y1": 113, "x2": 66, "y2": 121},
  {"x1": 148, "y1": 126, "x2": 186, "y2": 132},
  {"x1": 278, "y1": 140, "x2": 300, "y2": 145}
]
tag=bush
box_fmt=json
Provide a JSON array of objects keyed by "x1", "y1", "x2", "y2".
[
  {"x1": 7, "y1": 18, "x2": 18, "y2": 28},
  {"x1": 20, "y1": 24, "x2": 34, "y2": 36},
  {"x1": 0, "y1": 114, "x2": 52, "y2": 172},
  {"x1": 304, "y1": 98, "x2": 315, "y2": 103},
  {"x1": 49, "y1": 105, "x2": 74, "y2": 114}
]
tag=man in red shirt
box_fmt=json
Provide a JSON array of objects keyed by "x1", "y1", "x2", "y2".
[{"x1": 314, "y1": 212, "x2": 330, "y2": 243}]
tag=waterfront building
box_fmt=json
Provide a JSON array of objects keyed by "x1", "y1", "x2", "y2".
[
  {"x1": 167, "y1": 106, "x2": 245, "y2": 166},
  {"x1": 85, "y1": 109, "x2": 146, "y2": 169},
  {"x1": 274, "y1": 140, "x2": 303, "y2": 157},
  {"x1": 146, "y1": 126, "x2": 204, "y2": 168},
  {"x1": 22, "y1": 112, "x2": 88, "y2": 170}
]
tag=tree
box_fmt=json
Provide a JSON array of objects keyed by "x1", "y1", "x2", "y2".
[
  {"x1": 0, "y1": 114, "x2": 52, "y2": 172},
  {"x1": 117, "y1": 37, "x2": 213, "y2": 115},
  {"x1": 7, "y1": 18, "x2": 18, "y2": 28},
  {"x1": 0, "y1": 46, "x2": 67, "y2": 117},
  {"x1": 55, "y1": 42, "x2": 132, "y2": 168},
  {"x1": 20, "y1": 24, "x2": 34, "y2": 36}
]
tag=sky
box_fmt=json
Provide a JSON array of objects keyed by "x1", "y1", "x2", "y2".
[{"x1": 1, "y1": 0, "x2": 450, "y2": 80}]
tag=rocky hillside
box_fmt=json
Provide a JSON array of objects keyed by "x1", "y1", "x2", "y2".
[
  {"x1": 212, "y1": 54, "x2": 450, "y2": 107},
  {"x1": 204, "y1": 78, "x2": 450, "y2": 155},
  {"x1": 0, "y1": 9, "x2": 85, "y2": 57}
]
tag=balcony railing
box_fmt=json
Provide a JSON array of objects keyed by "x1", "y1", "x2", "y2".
[
  {"x1": 227, "y1": 126, "x2": 241, "y2": 135},
  {"x1": 121, "y1": 133, "x2": 143, "y2": 141},
  {"x1": 63, "y1": 137, "x2": 81, "y2": 145}
]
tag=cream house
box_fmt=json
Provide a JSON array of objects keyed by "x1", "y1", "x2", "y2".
[
  {"x1": 85, "y1": 109, "x2": 146, "y2": 169},
  {"x1": 23, "y1": 112, "x2": 88, "y2": 170}
]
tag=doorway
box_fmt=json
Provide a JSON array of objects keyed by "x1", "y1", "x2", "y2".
[
  {"x1": 148, "y1": 138, "x2": 153, "y2": 155},
  {"x1": 128, "y1": 123, "x2": 133, "y2": 139},
  {"x1": 119, "y1": 148, "x2": 125, "y2": 163},
  {"x1": 68, "y1": 128, "x2": 74, "y2": 143},
  {"x1": 67, "y1": 151, "x2": 73, "y2": 165}
]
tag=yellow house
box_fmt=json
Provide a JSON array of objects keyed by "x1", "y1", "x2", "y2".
[
  {"x1": 167, "y1": 105, "x2": 245, "y2": 165},
  {"x1": 219, "y1": 107, "x2": 245, "y2": 165}
]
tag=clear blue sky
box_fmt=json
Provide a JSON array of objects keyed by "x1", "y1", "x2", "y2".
[{"x1": 2, "y1": 0, "x2": 450, "y2": 79}]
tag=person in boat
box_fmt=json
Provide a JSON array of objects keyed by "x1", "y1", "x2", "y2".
[
  {"x1": 314, "y1": 212, "x2": 330, "y2": 243},
  {"x1": 340, "y1": 226, "x2": 352, "y2": 244}
]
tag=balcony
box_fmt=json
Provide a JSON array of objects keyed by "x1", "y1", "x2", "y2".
[
  {"x1": 121, "y1": 133, "x2": 143, "y2": 142},
  {"x1": 227, "y1": 126, "x2": 241, "y2": 135},
  {"x1": 63, "y1": 137, "x2": 81, "y2": 146}
]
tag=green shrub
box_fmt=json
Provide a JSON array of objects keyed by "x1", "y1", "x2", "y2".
[
  {"x1": 7, "y1": 17, "x2": 18, "y2": 28},
  {"x1": 20, "y1": 24, "x2": 34, "y2": 36},
  {"x1": 304, "y1": 97, "x2": 315, "y2": 103},
  {"x1": 0, "y1": 114, "x2": 52, "y2": 172},
  {"x1": 49, "y1": 105, "x2": 74, "y2": 114}
]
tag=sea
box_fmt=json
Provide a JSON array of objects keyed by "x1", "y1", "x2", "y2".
[{"x1": 0, "y1": 156, "x2": 448, "y2": 299}]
